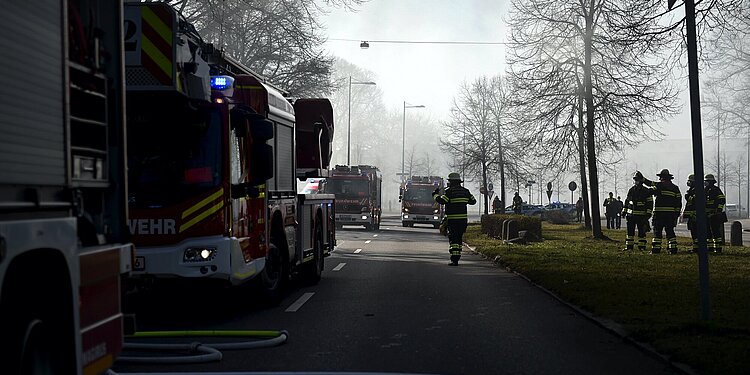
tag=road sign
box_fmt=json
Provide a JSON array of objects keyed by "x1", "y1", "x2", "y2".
[
  {"x1": 479, "y1": 186, "x2": 486, "y2": 195},
  {"x1": 546, "y1": 190, "x2": 553, "y2": 202},
  {"x1": 546, "y1": 182, "x2": 552, "y2": 191},
  {"x1": 568, "y1": 181, "x2": 577, "y2": 191},
  {"x1": 668, "y1": 0, "x2": 677, "y2": 10},
  {"x1": 488, "y1": 183, "x2": 494, "y2": 191}
]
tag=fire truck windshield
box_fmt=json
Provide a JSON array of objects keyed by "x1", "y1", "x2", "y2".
[
  {"x1": 404, "y1": 187, "x2": 435, "y2": 202},
  {"x1": 127, "y1": 107, "x2": 223, "y2": 208},
  {"x1": 326, "y1": 178, "x2": 370, "y2": 198}
]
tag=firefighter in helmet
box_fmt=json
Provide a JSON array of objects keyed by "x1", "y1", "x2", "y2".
[
  {"x1": 683, "y1": 174, "x2": 698, "y2": 252},
  {"x1": 643, "y1": 169, "x2": 682, "y2": 254},
  {"x1": 512, "y1": 192, "x2": 523, "y2": 214},
  {"x1": 623, "y1": 171, "x2": 653, "y2": 251},
  {"x1": 434, "y1": 173, "x2": 477, "y2": 265},
  {"x1": 705, "y1": 174, "x2": 727, "y2": 253}
]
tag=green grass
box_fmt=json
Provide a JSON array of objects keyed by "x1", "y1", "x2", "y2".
[{"x1": 464, "y1": 223, "x2": 750, "y2": 375}]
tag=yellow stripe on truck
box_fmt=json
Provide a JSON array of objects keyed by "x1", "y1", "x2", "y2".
[
  {"x1": 182, "y1": 188, "x2": 224, "y2": 219},
  {"x1": 141, "y1": 6, "x2": 173, "y2": 46},
  {"x1": 141, "y1": 36, "x2": 172, "y2": 78},
  {"x1": 83, "y1": 355, "x2": 113, "y2": 375},
  {"x1": 180, "y1": 201, "x2": 225, "y2": 233}
]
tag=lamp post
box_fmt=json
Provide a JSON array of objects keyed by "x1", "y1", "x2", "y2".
[
  {"x1": 402, "y1": 101, "x2": 425, "y2": 182},
  {"x1": 347, "y1": 76, "x2": 376, "y2": 165}
]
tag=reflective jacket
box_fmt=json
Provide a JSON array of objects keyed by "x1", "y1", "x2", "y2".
[
  {"x1": 624, "y1": 184, "x2": 653, "y2": 217},
  {"x1": 683, "y1": 187, "x2": 695, "y2": 219},
  {"x1": 434, "y1": 185, "x2": 477, "y2": 221},
  {"x1": 644, "y1": 179, "x2": 682, "y2": 217},
  {"x1": 705, "y1": 184, "x2": 726, "y2": 215}
]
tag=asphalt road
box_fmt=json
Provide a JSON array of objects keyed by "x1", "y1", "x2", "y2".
[{"x1": 114, "y1": 215, "x2": 676, "y2": 375}]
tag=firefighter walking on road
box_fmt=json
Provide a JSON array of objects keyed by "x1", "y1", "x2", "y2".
[
  {"x1": 623, "y1": 171, "x2": 653, "y2": 251},
  {"x1": 643, "y1": 169, "x2": 682, "y2": 254},
  {"x1": 705, "y1": 174, "x2": 727, "y2": 253},
  {"x1": 683, "y1": 174, "x2": 698, "y2": 252},
  {"x1": 434, "y1": 173, "x2": 477, "y2": 266}
]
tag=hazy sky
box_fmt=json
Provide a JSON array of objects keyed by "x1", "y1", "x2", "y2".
[
  {"x1": 321, "y1": 0, "x2": 508, "y2": 121},
  {"x1": 321, "y1": 0, "x2": 695, "y2": 138}
]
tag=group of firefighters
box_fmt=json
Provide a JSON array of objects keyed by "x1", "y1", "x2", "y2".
[{"x1": 622, "y1": 169, "x2": 726, "y2": 254}]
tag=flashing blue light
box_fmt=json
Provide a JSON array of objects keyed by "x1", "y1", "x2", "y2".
[{"x1": 210, "y1": 76, "x2": 233, "y2": 90}]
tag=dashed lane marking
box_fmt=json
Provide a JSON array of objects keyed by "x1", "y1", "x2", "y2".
[
  {"x1": 354, "y1": 248, "x2": 362, "y2": 254},
  {"x1": 285, "y1": 292, "x2": 315, "y2": 312},
  {"x1": 373, "y1": 234, "x2": 379, "y2": 237},
  {"x1": 365, "y1": 240, "x2": 372, "y2": 244},
  {"x1": 333, "y1": 262, "x2": 346, "y2": 271}
]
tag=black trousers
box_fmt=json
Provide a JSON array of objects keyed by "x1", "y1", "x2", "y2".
[
  {"x1": 447, "y1": 220, "x2": 468, "y2": 263},
  {"x1": 625, "y1": 216, "x2": 647, "y2": 250},
  {"x1": 606, "y1": 215, "x2": 616, "y2": 229},
  {"x1": 652, "y1": 214, "x2": 678, "y2": 253},
  {"x1": 615, "y1": 215, "x2": 621, "y2": 229},
  {"x1": 708, "y1": 214, "x2": 725, "y2": 252}
]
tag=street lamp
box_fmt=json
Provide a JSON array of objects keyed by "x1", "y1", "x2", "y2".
[
  {"x1": 402, "y1": 101, "x2": 425, "y2": 182},
  {"x1": 347, "y1": 76, "x2": 376, "y2": 165}
]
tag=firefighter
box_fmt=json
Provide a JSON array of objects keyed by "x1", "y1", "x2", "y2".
[
  {"x1": 683, "y1": 174, "x2": 698, "y2": 252},
  {"x1": 643, "y1": 169, "x2": 682, "y2": 254},
  {"x1": 492, "y1": 196, "x2": 502, "y2": 214},
  {"x1": 512, "y1": 192, "x2": 523, "y2": 214},
  {"x1": 623, "y1": 171, "x2": 653, "y2": 251},
  {"x1": 705, "y1": 174, "x2": 727, "y2": 253},
  {"x1": 434, "y1": 173, "x2": 477, "y2": 266}
]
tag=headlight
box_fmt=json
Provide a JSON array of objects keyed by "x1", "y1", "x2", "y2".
[
  {"x1": 361, "y1": 215, "x2": 368, "y2": 220},
  {"x1": 433, "y1": 209, "x2": 439, "y2": 214},
  {"x1": 184, "y1": 247, "x2": 216, "y2": 262},
  {"x1": 403, "y1": 214, "x2": 409, "y2": 219},
  {"x1": 403, "y1": 208, "x2": 409, "y2": 213},
  {"x1": 433, "y1": 216, "x2": 439, "y2": 220}
]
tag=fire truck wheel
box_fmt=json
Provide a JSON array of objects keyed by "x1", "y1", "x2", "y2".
[
  {"x1": 302, "y1": 224, "x2": 324, "y2": 284},
  {"x1": 259, "y1": 241, "x2": 288, "y2": 305}
]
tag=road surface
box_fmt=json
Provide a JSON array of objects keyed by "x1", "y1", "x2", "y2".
[{"x1": 115, "y1": 215, "x2": 676, "y2": 375}]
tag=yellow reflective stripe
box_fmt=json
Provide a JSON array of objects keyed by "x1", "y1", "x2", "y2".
[
  {"x1": 451, "y1": 198, "x2": 470, "y2": 203},
  {"x1": 141, "y1": 6, "x2": 173, "y2": 45},
  {"x1": 83, "y1": 354, "x2": 113, "y2": 375},
  {"x1": 236, "y1": 85, "x2": 263, "y2": 90},
  {"x1": 182, "y1": 189, "x2": 224, "y2": 219},
  {"x1": 661, "y1": 191, "x2": 680, "y2": 197},
  {"x1": 180, "y1": 201, "x2": 225, "y2": 233},
  {"x1": 141, "y1": 36, "x2": 172, "y2": 78},
  {"x1": 446, "y1": 214, "x2": 467, "y2": 219},
  {"x1": 653, "y1": 207, "x2": 680, "y2": 212}
]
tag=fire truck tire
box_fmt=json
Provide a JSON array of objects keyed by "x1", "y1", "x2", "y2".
[
  {"x1": 302, "y1": 223, "x2": 324, "y2": 284},
  {"x1": 1, "y1": 256, "x2": 76, "y2": 375},
  {"x1": 258, "y1": 241, "x2": 288, "y2": 305}
]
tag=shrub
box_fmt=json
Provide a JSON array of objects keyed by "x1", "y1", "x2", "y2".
[{"x1": 481, "y1": 214, "x2": 542, "y2": 241}]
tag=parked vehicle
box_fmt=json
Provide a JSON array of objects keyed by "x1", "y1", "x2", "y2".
[
  {"x1": 400, "y1": 176, "x2": 445, "y2": 228},
  {"x1": 326, "y1": 165, "x2": 383, "y2": 230},
  {"x1": 543, "y1": 202, "x2": 577, "y2": 219},
  {"x1": 125, "y1": 2, "x2": 336, "y2": 301},
  {"x1": 725, "y1": 204, "x2": 746, "y2": 219},
  {"x1": 1, "y1": 1, "x2": 133, "y2": 373},
  {"x1": 505, "y1": 204, "x2": 546, "y2": 216}
]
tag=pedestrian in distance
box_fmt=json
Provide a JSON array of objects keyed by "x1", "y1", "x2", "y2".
[
  {"x1": 512, "y1": 192, "x2": 523, "y2": 214},
  {"x1": 704, "y1": 174, "x2": 727, "y2": 253},
  {"x1": 575, "y1": 197, "x2": 583, "y2": 222},
  {"x1": 603, "y1": 192, "x2": 617, "y2": 229},
  {"x1": 434, "y1": 173, "x2": 477, "y2": 266},
  {"x1": 622, "y1": 171, "x2": 653, "y2": 251},
  {"x1": 615, "y1": 196, "x2": 624, "y2": 229},
  {"x1": 492, "y1": 196, "x2": 502, "y2": 214},
  {"x1": 643, "y1": 169, "x2": 682, "y2": 254},
  {"x1": 683, "y1": 174, "x2": 698, "y2": 252}
]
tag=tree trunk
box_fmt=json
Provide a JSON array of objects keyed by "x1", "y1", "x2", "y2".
[
  {"x1": 584, "y1": 4, "x2": 603, "y2": 238},
  {"x1": 498, "y1": 133, "x2": 506, "y2": 209},
  {"x1": 577, "y1": 99, "x2": 592, "y2": 229},
  {"x1": 482, "y1": 161, "x2": 489, "y2": 215}
]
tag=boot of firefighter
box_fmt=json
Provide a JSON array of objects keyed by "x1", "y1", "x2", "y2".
[
  {"x1": 623, "y1": 235, "x2": 634, "y2": 251},
  {"x1": 667, "y1": 237, "x2": 678, "y2": 254},
  {"x1": 651, "y1": 237, "x2": 662, "y2": 254}
]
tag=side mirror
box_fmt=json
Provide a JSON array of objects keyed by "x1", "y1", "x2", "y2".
[
  {"x1": 230, "y1": 108, "x2": 250, "y2": 138},
  {"x1": 250, "y1": 143, "x2": 273, "y2": 185},
  {"x1": 231, "y1": 183, "x2": 260, "y2": 199}
]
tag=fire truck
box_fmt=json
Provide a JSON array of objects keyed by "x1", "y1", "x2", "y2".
[
  {"x1": 326, "y1": 165, "x2": 383, "y2": 230},
  {"x1": 124, "y1": 2, "x2": 335, "y2": 300},
  {"x1": 400, "y1": 176, "x2": 445, "y2": 228},
  {"x1": 0, "y1": 1, "x2": 132, "y2": 374}
]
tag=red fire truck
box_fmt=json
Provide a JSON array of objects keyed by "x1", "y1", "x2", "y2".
[
  {"x1": 326, "y1": 165, "x2": 383, "y2": 230},
  {"x1": 0, "y1": 1, "x2": 132, "y2": 374},
  {"x1": 124, "y1": 2, "x2": 335, "y2": 300},
  {"x1": 400, "y1": 176, "x2": 445, "y2": 228}
]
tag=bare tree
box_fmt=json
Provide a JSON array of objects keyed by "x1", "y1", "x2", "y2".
[
  {"x1": 505, "y1": 0, "x2": 687, "y2": 238},
  {"x1": 164, "y1": 0, "x2": 366, "y2": 96}
]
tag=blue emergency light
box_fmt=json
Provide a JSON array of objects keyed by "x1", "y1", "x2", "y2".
[{"x1": 210, "y1": 75, "x2": 234, "y2": 90}]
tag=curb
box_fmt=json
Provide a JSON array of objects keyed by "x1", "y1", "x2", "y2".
[{"x1": 463, "y1": 242, "x2": 699, "y2": 375}]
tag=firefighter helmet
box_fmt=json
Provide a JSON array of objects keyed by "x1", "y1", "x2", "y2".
[
  {"x1": 632, "y1": 171, "x2": 644, "y2": 181},
  {"x1": 687, "y1": 174, "x2": 695, "y2": 186},
  {"x1": 447, "y1": 172, "x2": 463, "y2": 182},
  {"x1": 656, "y1": 169, "x2": 673, "y2": 179},
  {"x1": 705, "y1": 174, "x2": 717, "y2": 183}
]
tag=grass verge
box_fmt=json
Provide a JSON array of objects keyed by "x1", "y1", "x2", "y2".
[{"x1": 464, "y1": 222, "x2": 750, "y2": 375}]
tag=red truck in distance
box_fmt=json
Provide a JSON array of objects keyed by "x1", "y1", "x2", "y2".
[
  {"x1": 326, "y1": 165, "x2": 383, "y2": 231},
  {"x1": 400, "y1": 176, "x2": 445, "y2": 228}
]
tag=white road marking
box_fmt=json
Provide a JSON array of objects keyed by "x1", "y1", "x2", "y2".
[
  {"x1": 365, "y1": 240, "x2": 372, "y2": 244},
  {"x1": 354, "y1": 248, "x2": 362, "y2": 254},
  {"x1": 285, "y1": 292, "x2": 315, "y2": 312},
  {"x1": 333, "y1": 262, "x2": 346, "y2": 271},
  {"x1": 373, "y1": 234, "x2": 379, "y2": 237},
  {"x1": 385, "y1": 227, "x2": 390, "y2": 230}
]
